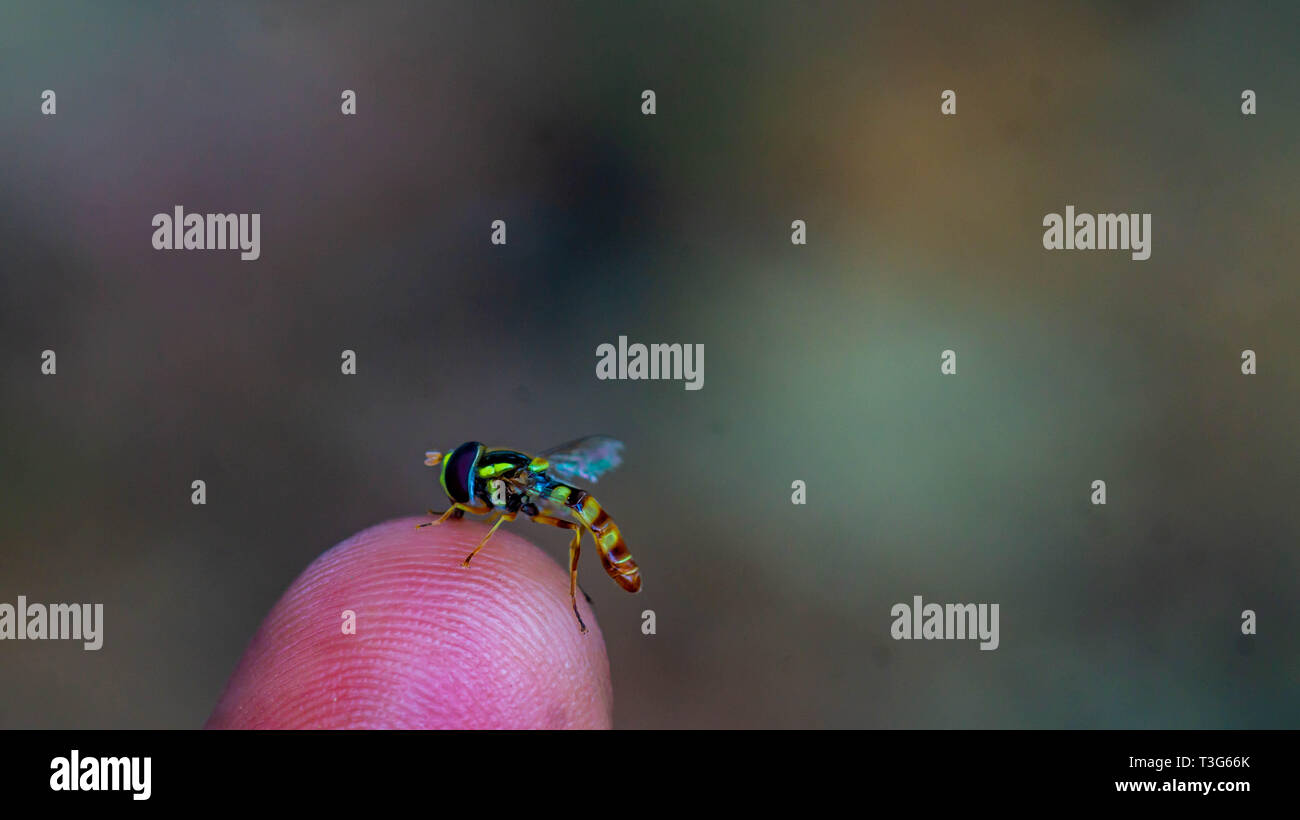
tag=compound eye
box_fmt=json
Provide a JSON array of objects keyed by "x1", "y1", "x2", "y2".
[{"x1": 442, "y1": 442, "x2": 482, "y2": 504}]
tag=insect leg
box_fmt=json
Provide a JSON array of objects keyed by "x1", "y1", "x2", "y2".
[
  {"x1": 530, "y1": 512, "x2": 589, "y2": 634},
  {"x1": 415, "y1": 507, "x2": 462, "y2": 529},
  {"x1": 461, "y1": 512, "x2": 516, "y2": 567}
]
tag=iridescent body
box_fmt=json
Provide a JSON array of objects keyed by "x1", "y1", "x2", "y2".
[{"x1": 419, "y1": 436, "x2": 640, "y2": 633}]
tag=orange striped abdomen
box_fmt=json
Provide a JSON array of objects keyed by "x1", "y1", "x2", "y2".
[{"x1": 564, "y1": 487, "x2": 641, "y2": 593}]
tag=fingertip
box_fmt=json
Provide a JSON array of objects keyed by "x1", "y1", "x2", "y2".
[{"x1": 207, "y1": 517, "x2": 613, "y2": 729}]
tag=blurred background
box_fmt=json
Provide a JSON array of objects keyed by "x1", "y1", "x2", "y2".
[{"x1": 1, "y1": 0, "x2": 1297, "y2": 728}]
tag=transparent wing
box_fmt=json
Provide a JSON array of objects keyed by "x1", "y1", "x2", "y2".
[{"x1": 541, "y1": 435, "x2": 624, "y2": 484}]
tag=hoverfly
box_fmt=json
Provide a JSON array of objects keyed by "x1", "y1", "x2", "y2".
[{"x1": 419, "y1": 436, "x2": 640, "y2": 633}]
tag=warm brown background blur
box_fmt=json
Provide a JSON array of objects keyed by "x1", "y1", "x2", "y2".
[{"x1": 1, "y1": 1, "x2": 1297, "y2": 728}]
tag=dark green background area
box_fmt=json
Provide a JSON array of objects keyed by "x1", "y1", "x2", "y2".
[{"x1": 0, "y1": 1, "x2": 1296, "y2": 728}]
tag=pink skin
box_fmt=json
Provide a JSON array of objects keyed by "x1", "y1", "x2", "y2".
[{"x1": 206, "y1": 517, "x2": 612, "y2": 729}]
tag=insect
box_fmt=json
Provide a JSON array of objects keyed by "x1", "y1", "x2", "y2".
[{"x1": 419, "y1": 436, "x2": 640, "y2": 633}]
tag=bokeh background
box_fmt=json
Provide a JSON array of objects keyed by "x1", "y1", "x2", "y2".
[{"x1": 1, "y1": 1, "x2": 1297, "y2": 728}]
